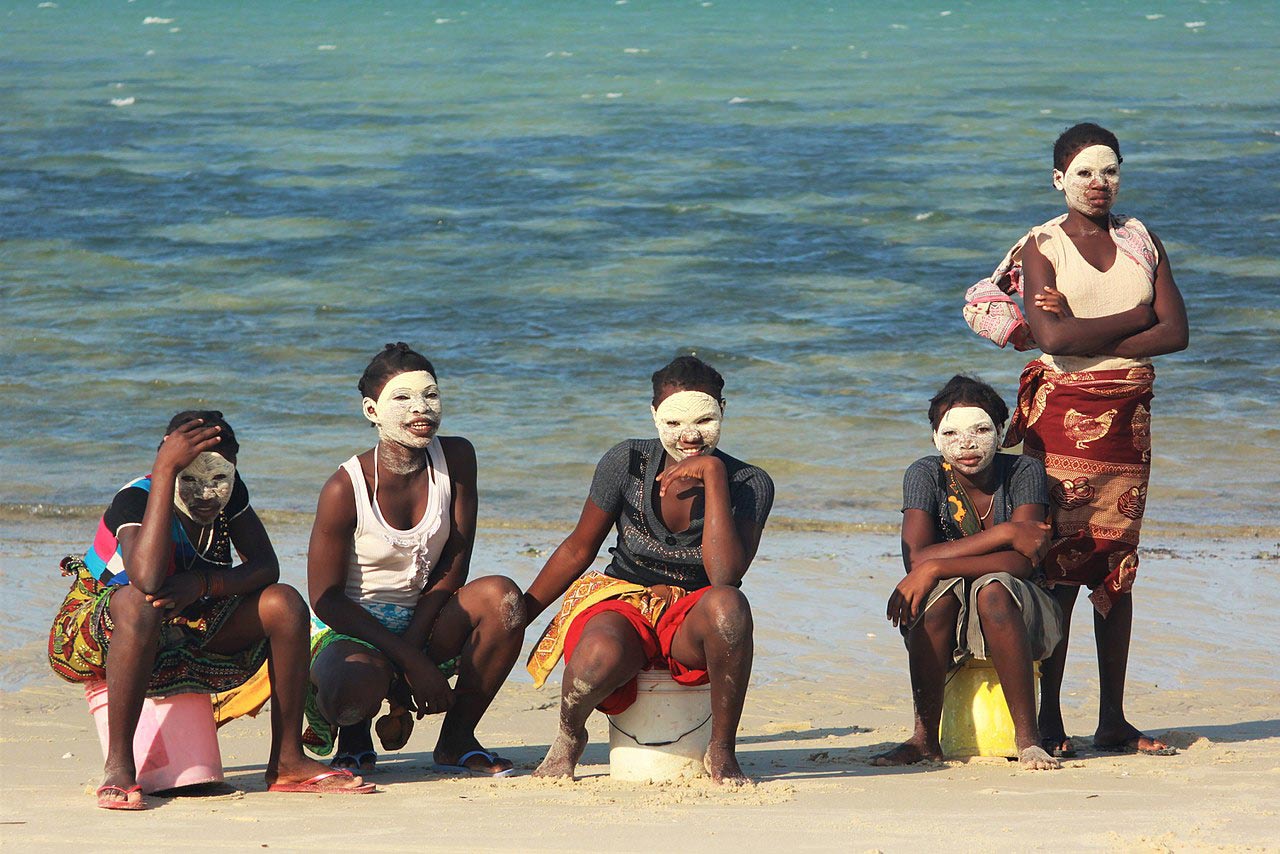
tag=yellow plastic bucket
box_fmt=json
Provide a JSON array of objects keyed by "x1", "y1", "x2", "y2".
[{"x1": 939, "y1": 659, "x2": 1039, "y2": 759}]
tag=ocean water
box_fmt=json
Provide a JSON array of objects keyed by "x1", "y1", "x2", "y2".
[{"x1": 2, "y1": 0, "x2": 1278, "y2": 535}]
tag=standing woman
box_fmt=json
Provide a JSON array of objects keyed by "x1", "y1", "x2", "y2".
[
  {"x1": 1013, "y1": 123, "x2": 1188, "y2": 756},
  {"x1": 306, "y1": 344, "x2": 524, "y2": 776},
  {"x1": 524, "y1": 356, "x2": 774, "y2": 784}
]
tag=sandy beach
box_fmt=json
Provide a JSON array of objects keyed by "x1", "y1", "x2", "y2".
[{"x1": 3, "y1": 519, "x2": 1277, "y2": 852}]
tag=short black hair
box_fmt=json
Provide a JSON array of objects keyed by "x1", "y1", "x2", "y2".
[
  {"x1": 1053, "y1": 122, "x2": 1122, "y2": 172},
  {"x1": 927, "y1": 375, "x2": 1008, "y2": 432},
  {"x1": 358, "y1": 343, "x2": 437, "y2": 400},
  {"x1": 163, "y1": 410, "x2": 239, "y2": 457},
  {"x1": 651, "y1": 355, "x2": 725, "y2": 405}
]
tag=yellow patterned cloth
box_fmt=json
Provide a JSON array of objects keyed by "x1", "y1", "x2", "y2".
[
  {"x1": 211, "y1": 661, "x2": 271, "y2": 727},
  {"x1": 526, "y1": 572, "x2": 689, "y2": 687}
]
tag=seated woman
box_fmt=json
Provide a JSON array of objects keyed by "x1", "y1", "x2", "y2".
[
  {"x1": 48, "y1": 411, "x2": 373, "y2": 811},
  {"x1": 873, "y1": 376, "x2": 1064, "y2": 771},
  {"x1": 306, "y1": 343, "x2": 524, "y2": 777},
  {"x1": 524, "y1": 356, "x2": 774, "y2": 785}
]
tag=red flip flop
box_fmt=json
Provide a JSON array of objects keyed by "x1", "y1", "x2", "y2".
[
  {"x1": 267, "y1": 769, "x2": 376, "y2": 794},
  {"x1": 96, "y1": 784, "x2": 147, "y2": 811}
]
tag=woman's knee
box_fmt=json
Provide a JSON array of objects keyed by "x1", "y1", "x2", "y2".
[
  {"x1": 107, "y1": 584, "x2": 165, "y2": 631},
  {"x1": 567, "y1": 629, "x2": 636, "y2": 684},
  {"x1": 699, "y1": 586, "x2": 753, "y2": 644},
  {"x1": 920, "y1": 589, "x2": 959, "y2": 627},
  {"x1": 465, "y1": 575, "x2": 526, "y2": 634},
  {"x1": 315, "y1": 659, "x2": 390, "y2": 725},
  {"x1": 257, "y1": 583, "x2": 310, "y2": 631},
  {"x1": 975, "y1": 582, "x2": 1019, "y2": 623}
]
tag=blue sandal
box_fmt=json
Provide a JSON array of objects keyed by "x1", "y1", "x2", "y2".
[
  {"x1": 432, "y1": 749, "x2": 514, "y2": 778},
  {"x1": 331, "y1": 750, "x2": 378, "y2": 772}
]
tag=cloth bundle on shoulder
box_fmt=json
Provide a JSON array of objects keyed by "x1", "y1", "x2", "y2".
[{"x1": 963, "y1": 213, "x2": 1158, "y2": 350}]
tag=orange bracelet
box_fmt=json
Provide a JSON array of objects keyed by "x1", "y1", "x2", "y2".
[{"x1": 209, "y1": 572, "x2": 226, "y2": 598}]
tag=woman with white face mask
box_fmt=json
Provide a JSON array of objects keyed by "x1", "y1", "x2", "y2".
[
  {"x1": 523, "y1": 355, "x2": 774, "y2": 785},
  {"x1": 306, "y1": 343, "x2": 525, "y2": 778},
  {"x1": 1015, "y1": 123, "x2": 1188, "y2": 758},
  {"x1": 48, "y1": 411, "x2": 373, "y2": 810},
  {"x1": 874, "y1": 376, "x2": 1064, "y2": 771}
]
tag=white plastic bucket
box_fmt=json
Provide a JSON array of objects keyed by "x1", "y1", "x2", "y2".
[
  {"x1": 608, "y1": 669, "x2": 712, "y2": 782},
  {"x1": 84, "y1": 680, "x2": 224, "y2": 793}
]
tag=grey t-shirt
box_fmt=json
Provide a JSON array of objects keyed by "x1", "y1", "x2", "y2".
[
  {"x1": 588, "y1": 438, "x2": 775, "y2": 589},
  {"x1": 902, "y1": 453, "x2": 1048, "y2": 543}
]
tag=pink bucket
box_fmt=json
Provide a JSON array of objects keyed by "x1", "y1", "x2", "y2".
[{"x1": 84, "y1": 680, "x2": 224, "y2": 793}]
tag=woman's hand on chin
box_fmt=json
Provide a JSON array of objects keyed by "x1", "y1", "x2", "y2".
[{"x1": 655, "y1": 453, "x2": 726, "y2": 497}]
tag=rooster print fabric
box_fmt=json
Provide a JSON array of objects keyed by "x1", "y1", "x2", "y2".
[{"x1": 1005, "y1": 361, "x2": 1155, "y2": 617}]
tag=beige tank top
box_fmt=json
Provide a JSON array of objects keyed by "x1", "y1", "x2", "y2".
[
  {"x1": 339, "y1": 439, "x2": 452, "y2": 609},
  {"x1": 1030, "y1": 222, "x2": 1154, "y2": 373}
]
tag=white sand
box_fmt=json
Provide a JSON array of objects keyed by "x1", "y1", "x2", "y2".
[{"x1": 1, "y1": 521, "x2": 1277, "y2": 851}]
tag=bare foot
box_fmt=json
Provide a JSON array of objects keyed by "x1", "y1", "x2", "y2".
[
  {"x1": 704, "y1": 742, "x2": 750, "y2": 786},
  {"x1": 870, "y1": 739, "x2": 943, "y2": 767},
  {"x1": 1039, "y1": 735, "x2": 1077, "y2": 759},
  {"x1": 533, "y1": 729, "x2": 587, "y2": 779},
  {"x1": 1094, "y1": 723, "x2": 1176, "y2": 755},
  {"x1": 1018, "y1": 745, "x2": 1062, "y2": 770}
]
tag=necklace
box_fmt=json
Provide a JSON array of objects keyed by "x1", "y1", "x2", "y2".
[{"x1": 977, "y1": 492, "x2": 996, "y2": 523}]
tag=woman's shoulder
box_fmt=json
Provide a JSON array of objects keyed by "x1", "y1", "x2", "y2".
[
  {"x1": 1000, "y1": 453, "x2": 1045, "y2": 477},
  {"x1": 436, "y1": 434, "x2": 476, "y2": 465},
  {"x1": 904, "y1": 455, "x2": 944, "y2": 480},
  {"x1": 437, "y1": 435, "x2": 474, "y2": 454},
  {"x1": 714, "y1": 448, "x2": 771, "y2": 483}
]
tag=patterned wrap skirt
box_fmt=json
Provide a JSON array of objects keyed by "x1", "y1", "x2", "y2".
[
  {"x1": 1005, "y1": 361, "x2": 1155, "y2": 617},
  {"x1": 48, "y1": 555, "x2": 267, "y2": 696}
]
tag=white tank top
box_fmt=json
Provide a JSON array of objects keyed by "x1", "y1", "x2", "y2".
[
  {"x1": 1031, "y1": 222, "x2": 1154, "y2": 373},
  {"x1": 339, "y1": 439, "x2": 452, "y2": 609}
]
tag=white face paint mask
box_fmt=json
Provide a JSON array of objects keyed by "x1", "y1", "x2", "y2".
[
  {"x1": 651, "y1": 390, "x2": 724, "y2": 461},
  {"x1": 1052, "y1": 144, "x2": 1121, "y2": 216},
  {"x1": 363, "y1": 370, "x2": 442, "y2": 448},
  {"x1": 173, "y1": 452, "x2": 236, "y2": 524},
  {"x1": 933, "y1": 406, "x2": 999, "y2": 476}
]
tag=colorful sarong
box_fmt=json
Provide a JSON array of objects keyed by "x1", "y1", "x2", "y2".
[
  {"x1": 526, "y1": 572, "x2": 709, "y2": 714},
  {"x1": 1005, "y1": 361, "x2": 1155, "y2": 617},
  {"x1": 48, "y1": 555, "x2": 267, "y2": 697}
]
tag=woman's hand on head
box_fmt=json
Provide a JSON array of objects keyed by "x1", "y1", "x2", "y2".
[
  {"x1": 144, "y1": 572, "x2": 206, "y2": 612},
  {"x1": 155, "y1": 420, "x2": 223, "y2": 475},
  {"x1": 654, "y1": 453, "x2": 727, "y2": 497}
]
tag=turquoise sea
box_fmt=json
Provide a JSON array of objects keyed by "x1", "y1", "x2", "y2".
[{"x1": 3, "y1": 0, "x2": 1278, "y2": 535}]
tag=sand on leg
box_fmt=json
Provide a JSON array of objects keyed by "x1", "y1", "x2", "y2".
[
  {"x1": 533, "y1": 611, "x2": 648, "y2": 779},
  {"x1": 667, "y1": 586, "x2": 754, "y2": 785}
]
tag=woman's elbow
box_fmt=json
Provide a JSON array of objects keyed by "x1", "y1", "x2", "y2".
[{"x1": 1032, "y1": 326, "x2": 1083, "y2": 356}]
